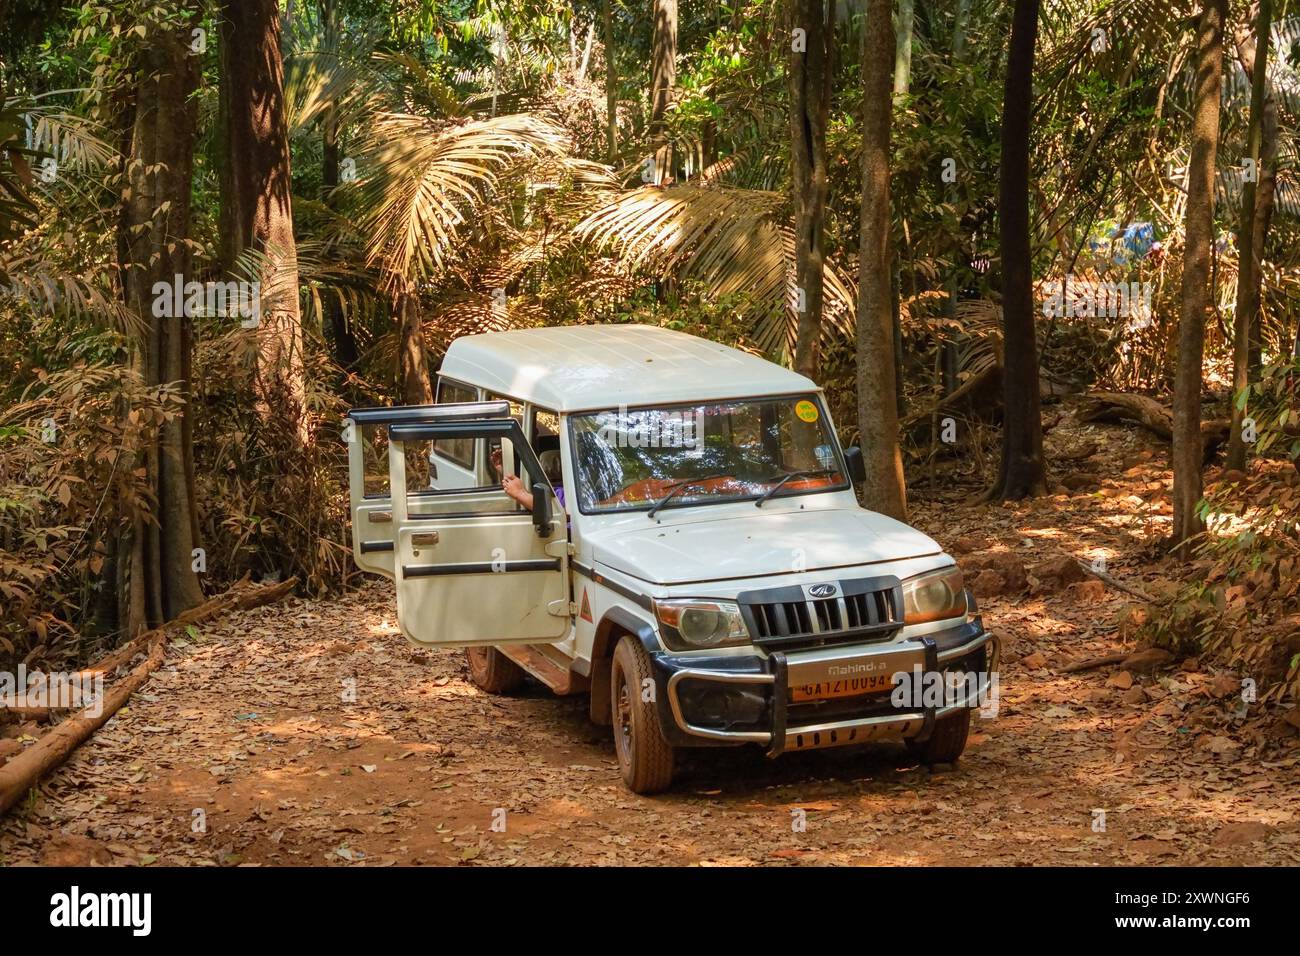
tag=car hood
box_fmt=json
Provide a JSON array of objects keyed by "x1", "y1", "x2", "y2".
[{"x1": 590, "y1": 507, "x2": 943, "y2": 585}]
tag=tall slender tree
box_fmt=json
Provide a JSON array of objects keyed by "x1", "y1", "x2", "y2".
[
  {"x1": 857, "y1": 0, "x2": 907, "y2": 519},
  {"x1": 788, "y1": 0, "x2": 834, "y2": 379},
  {"x1": 649, "y1": 0, "x2": 677, "y2": 150},
  {"x1": 953, "y1": 0, "x2": 974, "y2": 59},
  {"x1": 647, "y1": 0, "x2": 677, "y2": 186},
  {"x1": 1241, "y1": 33, "x2": 1279, "y2": 372},
  {"x1": 893, "y1": 0, "x2": 914, "y2": 96},
  {"x1": 397, "y1": 288, "x2": 433, "y2": 405},
  {"x1": 117, "y1": 8, "x2": 205, "y2": 634},
  {"x1": 319, "y1": 0, "x2": 358, "y2": 375},
  {"x1": 604, "y1": 0, "x2": 617, "y2": 162},
  {"x1": 989, "y1": 0, "x2": 1047, "y2": 500},
  {"x1": 219, "y1": 0, "x2": 306, "y2": 441},
  {"x1": 1227, "y1": 0, "x2": 1272, "y2": 472},
  {"x1": 1171, "y1": 0, "x2": 1228, "y2": 551}
]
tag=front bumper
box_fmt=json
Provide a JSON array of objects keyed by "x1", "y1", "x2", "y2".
[{"x1": 647, "y1": 617, "x2": 999, "y2": 755}]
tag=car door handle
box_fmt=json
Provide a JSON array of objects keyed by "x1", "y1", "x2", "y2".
[
  {"x1": 368, "y1": 511, "x2": 392, "y2": 524},
  {"x1": 411, "y1": 531, "x2": 439, "y2": 546}
]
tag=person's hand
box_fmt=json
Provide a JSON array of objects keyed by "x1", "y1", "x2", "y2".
[
  {"x1": 490, "y1": 447, "x2": 503, "y2": 472},
  {"x1": 502, "y1": 473, "x2": 529, "y2": 506}
]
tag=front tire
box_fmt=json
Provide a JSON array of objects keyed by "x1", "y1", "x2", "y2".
[
  {"x1": 610, "y1": 636, "x2": 676, "y2": 794},
  {"x1": 906, "y1": 709, "x2": 971, "y2": 764},
  {"x1": 465, "y1": 645, "x2": 526, "y2": 694}
]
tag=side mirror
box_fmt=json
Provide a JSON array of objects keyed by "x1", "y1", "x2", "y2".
[
  {"x1": 843, "y1": 446, "x2": 866, "y2": 484},
  {"x1": 531, "y1": 482, "x2": 552, "y2": 536}
]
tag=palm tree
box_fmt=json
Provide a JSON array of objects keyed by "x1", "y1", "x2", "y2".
[{"x1": 357, "y1": 110, "x2": 571, "y2": 400}]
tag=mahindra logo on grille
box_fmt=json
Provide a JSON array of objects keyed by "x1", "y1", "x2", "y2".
[
  {"x1": 828, "y1": 661, "x2": 885, "y2": 674},
  {"x1": 808, "y1": 583, "x2": 837, "y2": 598}
]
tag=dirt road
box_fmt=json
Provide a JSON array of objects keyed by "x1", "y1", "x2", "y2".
[{"x1": 4, "y1": 424, "x2": 1299, "y2": 866}]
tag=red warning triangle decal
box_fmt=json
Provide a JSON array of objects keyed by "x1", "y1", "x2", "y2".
[{"x1": 579, "y1": 588, "x2": 593, "y2": 623}]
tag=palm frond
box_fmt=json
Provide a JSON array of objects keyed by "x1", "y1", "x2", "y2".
[
  {"x1": 571, "y1": 185, "x2": 855, "y2": 356},
  {"x1": 0, "y1": 248, "x2": 131, "y2": 330},
  {"x1": 358, "y1": 112, "x2": 572, "y2": 286}
]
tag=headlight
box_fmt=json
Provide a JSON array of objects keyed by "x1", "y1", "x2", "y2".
[
  {"x1": 902, "y1": 566, "x2": 968, "y2": 625},
  {"x1": 654, "y1": 599, "x2": 750, "y2": 649}
]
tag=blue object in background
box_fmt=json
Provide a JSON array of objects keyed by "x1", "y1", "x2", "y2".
[{"x1": 1106, "y1": 222, "x2": 1154, "y2": 266}]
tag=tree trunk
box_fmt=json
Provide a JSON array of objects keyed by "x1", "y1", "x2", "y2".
[
  {"x1": 1171, "y1": 0, "x2": 1227, "y2": 552},
  {"x1": 649, "y1": 0, "x2": 677, "y2": 132},
  {"x1": 649, "y1": 0, "x2": 677, "y2": 182},
  {"x1": 1250, "y1": 78, "x2": 1278, "y2": 373},
  {"x1": 788, "y1": 0, "x2": 834, "y2": 379},
  {"x1": 318, "y1": 2, "x2": 358, "y2": 375},
  {"x1": 1233, "y1": 7, "x2": 1278, "y2": 374},
  {"x1": 321, "y1": 103, "x2": 357, "y2": 373},
  {"x1": 1226, "y1": 0, "x2": 1272, "y2": 472},
  {"x1": 117, "y1": 11, "x2": 205, "y2": 635},
  {"x1": 893, "y1": 0, "x2": 915, "y2": 96},
  {"x1": 953, "y1": 0, "x2": 973, "y2": 58},
  {"x1": 603, "y1": 0, "x2": 617, "y2": 162},
  {"x1": 397, "y1": 290, "x2": 433, "y2": 405},
  {"x1": 219, "y1": 0, "x2": 306, "y2": 442},
  {"x1": 578, "y1": 20, "x2": 596, "y2": 80},
  {"x1": 856, "y1": 0, "x2": 907, "y2": 520},
  {"x1": 989, "y1": 0, "x2": 1047, "y2": 501},
  {"x1": 943, "y1": 0, "x2": 971, "y2": 396}
]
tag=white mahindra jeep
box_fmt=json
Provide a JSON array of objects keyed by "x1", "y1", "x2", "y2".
[{"x1": 345, "y1": 325, "x2": 998, "y2": 794}]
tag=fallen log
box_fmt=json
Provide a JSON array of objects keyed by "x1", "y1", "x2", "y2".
[
  {"x1": 0, "y1": 577, "x2": 297, "y2": 815},
  {"x1": 60, "y1": 572, "x2": 256, "y2": 680},
  {"x1": 1077, "y1": 391, "x2": 1230, "y2": 461}
]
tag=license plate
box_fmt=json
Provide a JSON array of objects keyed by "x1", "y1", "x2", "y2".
[{"x1": 790, "y1": 673, "x2": 894, "y2": 703}]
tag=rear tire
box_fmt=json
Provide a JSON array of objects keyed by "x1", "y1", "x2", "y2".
[
  {"x1": 610, "y1": 636, "x2": 676, "y2": 794},
  {"x1": 906, "y1": 709, "x2": 971, "y2": 764},
  {"x1": 465, "y1": 645, "x2": 526, "y2": 694}
]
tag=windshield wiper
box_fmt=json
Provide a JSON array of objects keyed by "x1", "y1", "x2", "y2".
[
  {"x1": 754, "y1": 469, "x2": 832, "y2": 508},
  {"x1": 646, "y1": 474, "x2": 734, "y2": 519}
]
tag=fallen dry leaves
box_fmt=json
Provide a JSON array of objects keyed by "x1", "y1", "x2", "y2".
[{"x1": 2, "y1": 404, "x2": 1298, "y2": 866}]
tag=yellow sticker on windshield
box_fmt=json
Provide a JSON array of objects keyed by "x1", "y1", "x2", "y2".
[{"x1": 795, "y1": 400, "x2": 819, "y2": 423}]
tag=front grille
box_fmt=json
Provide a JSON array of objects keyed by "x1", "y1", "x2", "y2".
[{"x1": 738, "y1": 575, "x2": 903, "y2": 651}]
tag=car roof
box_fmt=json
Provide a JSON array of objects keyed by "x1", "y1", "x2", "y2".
[{"x1": 438, "y1": 324, "x2": 817, "y2": 413}]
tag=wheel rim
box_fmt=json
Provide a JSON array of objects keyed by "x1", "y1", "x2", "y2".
[{"x1": 614, "y1": 664, "x2": 633, "y2": 765}]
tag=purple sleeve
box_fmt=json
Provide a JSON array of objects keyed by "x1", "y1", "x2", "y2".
[{"x1": 554, "y1": 485, "x2": 565, "y2": 508}]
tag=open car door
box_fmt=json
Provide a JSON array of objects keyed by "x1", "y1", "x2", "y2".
[
  {"x1": 349, "y1": 403, "x2": 570, "y2": 648},
  {"x1": 346, "y1": 401, "x2": 508, "y2": 578}
]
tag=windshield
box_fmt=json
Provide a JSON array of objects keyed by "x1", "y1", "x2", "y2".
[{"x1": 569, "y1": 395, "x2": 848, "y2": 514}]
